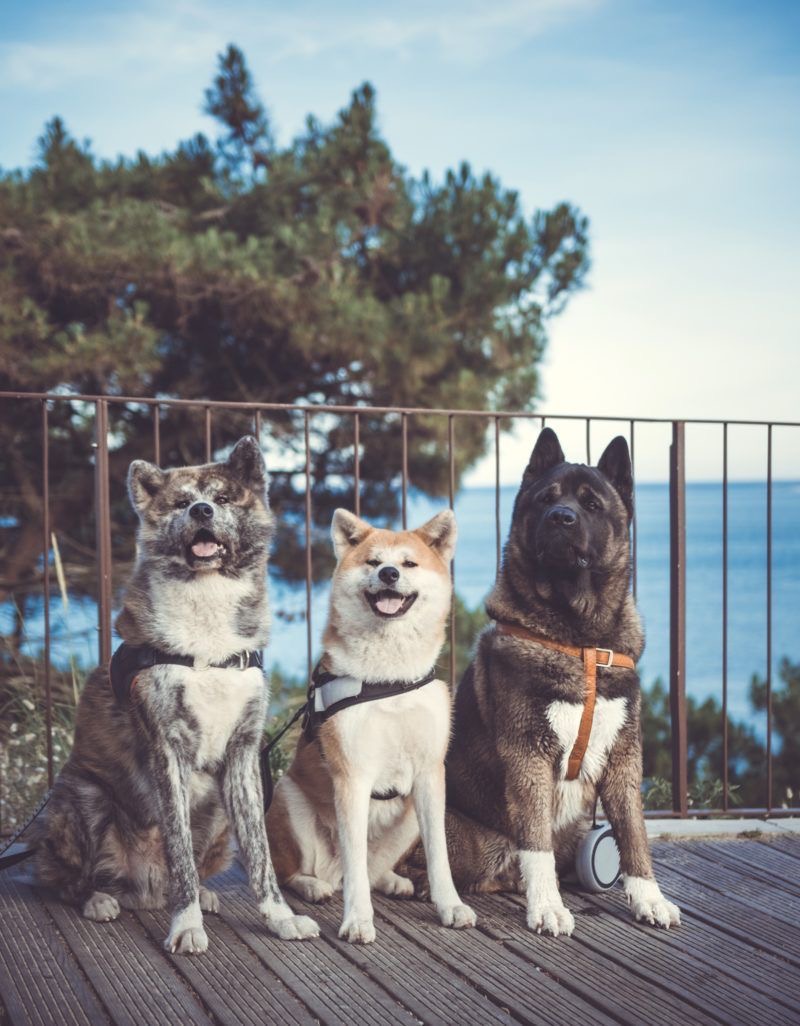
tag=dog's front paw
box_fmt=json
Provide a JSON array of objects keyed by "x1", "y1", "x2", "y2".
[
  {"x1": 375, "y1": 871, "x2": 414, "y2": 898},
  {"x1": 164, "y1": 925, "x2": 209, "y2": 955},
  {"x1": 624, "y1": 877, "x2": 681, "y2": 929},
  {"x1": 339, "y1": 915, "x2": 376, "y2": 944},
  {"x1": 527, "y1": 899, "x2": 575, "y2": 937},
  {"x1": 199, "y1": 886, "x2": 220, "y2": 913},
  {"x1": 82, "y1": 892, "x2": 120, "y2": 922},
  {"x1": 267, "y1": 914, "x2": 320, "y2": 941},
  {"x1": 438, "y1": 902, "x2": 477, "y2": 929}
]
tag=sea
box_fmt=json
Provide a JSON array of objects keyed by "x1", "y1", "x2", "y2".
[{"x1": 7, "y1": 482, "x2": 800, "y2": 735}]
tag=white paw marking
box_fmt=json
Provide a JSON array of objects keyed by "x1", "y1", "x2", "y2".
[
  {"x1": 339, "y1": 915, "x2": 377, "y2": 944},
  {"x1": 266, "y1": 914, "x2": 320, "y2": 941},
  {"x1": 293, "y1": 876, "x2": 334, "y2": 903},
  {"x1": 199, "y1": 887, "x2": 220, "y2": 913},
  {"x1": 82, "y1": 892, "x2": 120, "y2": 922},
  {"x1": 438, "y1": 902, "x2": 477, "y2": 929},
  {"x1": 376, "y1": 872, "x2": 414, "y2": 898},
  {"x1": 165, "y1": 925, "x2": 209, "y2": 954},
  {"x1": 527, "y1": 899, "x2": 575, "y2": 937},
  {"x1": 624, "y1": 875, "x2": 681, "y2": 928}
]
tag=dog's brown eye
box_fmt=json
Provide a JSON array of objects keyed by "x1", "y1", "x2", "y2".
[
  {"x1": 216, "y1": 494, "x2": 229, "y2": 505},
  {"x1": 174, "y1": 498, "x2": 190, "y2": 510},
  {"x1": 584, "y1": 498, "x2": 600, "y2": 512},
  {"x1": 402, "y1": 560, "x2": 417, "y2": 569},
  {"x1": 366, "y1": 558, "x2": 381, "y2": 567}
]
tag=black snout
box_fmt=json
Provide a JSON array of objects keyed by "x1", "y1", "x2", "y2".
[
  {"x1": 546, "y1": 505, "x2": 577, "y2": 527},
  {"x1": 189, "y1": 502, "x2": 214, "y2": 521},
  {"x1": 378, "y1": 565, "x2": 400, "y2": 585}
]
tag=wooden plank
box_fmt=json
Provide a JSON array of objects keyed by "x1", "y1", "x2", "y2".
[
  {"x1": 373, "y1": 889, "x2": 618, "y2": 1026},
  {"x1": 137, "y1": 907, "x2": 317, "y2": 1026},
  {"x1": 645, "y1": 861, "x2": 800, "y2": 965},
  {"x1": 303, "y1": 891, "x2": 515, "y2": 1026},
  {"x1": 0, "y1": 876, "x2": 110, "y2": 1026},
  {"x1": 43, "y1": 898, "x2": 214, "y2": 1026},
  {"x1": 479, "y1": 893, "x2": 714, "y2": 1026},
  {"x1": 216, "y1": 868, "x2": 420, "y2": 1026},
  {"x1": 688, "y1": 839, "x2": 800, "y2": 894},
  {"x1": 652, "y1": 842, "x2": 800, "y2": 926},
  {"x1": 761, "y1": 834, "x2": 800, "y2": 860}
]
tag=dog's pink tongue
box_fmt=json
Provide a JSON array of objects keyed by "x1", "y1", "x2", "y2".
[
  {"x1": 377, "y1": 595, "x2": 403, "y2": 615},
  {"x1": 192, "y1": 540, "x2": 219, "y2": 558}
]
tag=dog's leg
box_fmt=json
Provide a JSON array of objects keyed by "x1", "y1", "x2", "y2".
[
  {"x1": 334, "y1": 775, "x2": 376, "y2": 943},
  {"x1": 152, "y1": 745, "x2": 209, "y2": 955},
  {"x1": 506, "y1": 756, "x2": 575, "y2": 937},
  {"x1": 221, "y1": 738, "x2": 319, "y2": 942},
  {"x1": 412, "y1": 765, "x2": 477, "y2": 928},
  {"x1": 599, "y1": 743, "x2": 680, "y2": 929}
]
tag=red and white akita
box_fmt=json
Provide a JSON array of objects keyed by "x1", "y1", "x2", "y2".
[{"x1": 267, "y1": 508, "x2": 476, "y2": 944}]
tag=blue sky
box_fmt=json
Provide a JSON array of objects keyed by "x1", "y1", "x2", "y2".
[{"x1": 1, "y1": 0, "x2": 798, "y2": 479}]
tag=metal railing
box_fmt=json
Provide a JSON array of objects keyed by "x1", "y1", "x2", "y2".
[{"x1": 1, "y1": 390, "x2": 798, "y2": 819}]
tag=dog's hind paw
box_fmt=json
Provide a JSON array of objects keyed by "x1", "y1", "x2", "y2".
[
  {"x1": 199, "y1": 887, "x2": 220, "y2": 914},
  {"x1": 268, "y1": 914, "x2": 320, "y2": 941},
  {"x1": 438, "y1": 902, "x2": 477, "y2": 929},
  {"x1": 165, "y1": 926, "x2": 209, "y2": 955},
  {"x1": 527, "y1": 900, "x2": 575, "y2": 937},
  {"x1": 339, "y1": 915, "x2": 376, "y2": 944},
  {"x1": 375, "y1": 871, "x2": 414, "y2": 898},
  {"x1": 82, "y1": 892, "x2": 120, "y2": 922},
  {"x1": 291, "y1": 874, "x2": 334, "y2": 904},
  {"x1": 624, "y1": 877, "x2": 681, "y2": 929}
]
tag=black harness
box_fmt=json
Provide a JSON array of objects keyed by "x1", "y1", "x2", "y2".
[
  {"x1": 109, "y1": 642, "x2": 264, "y2": 704},
  {"x1": 259, "y1": 661, "x2": 438, "y2": 810}
]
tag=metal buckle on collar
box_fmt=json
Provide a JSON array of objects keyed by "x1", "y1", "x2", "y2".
[
  {"x1": 596, "y1": 648, "x2": 614, "y2": 667},
  {"x1": 237, "y1": 651, "x2": 248, "y2": 670}
]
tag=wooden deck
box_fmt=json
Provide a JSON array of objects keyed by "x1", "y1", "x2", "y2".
[{"x1": 1, "y1": 834, "x2": 799, "y2": 1026}]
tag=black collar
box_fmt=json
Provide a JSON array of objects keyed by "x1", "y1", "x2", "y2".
[{"x1": 109, "y1": 642, "x2": 263, "y2": 705}]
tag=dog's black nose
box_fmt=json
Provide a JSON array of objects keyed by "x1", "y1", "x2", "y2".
[
  {"x1": 189, "y1": 502, "x2": 214, "y2": 521},
  {"x1": 546, "y1": 505, "x2": 577, "y2": 527},
  {"x1": 378, "y1": 565, "x2": 400, "y2": 585}
]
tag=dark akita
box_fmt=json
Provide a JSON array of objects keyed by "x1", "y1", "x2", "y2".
[
  {"x1": 35, "y1": 437, "x2": 319, "y2": 953},
  {"x1": 441, "y1": 427, "x2": 679, "y2": 936}
]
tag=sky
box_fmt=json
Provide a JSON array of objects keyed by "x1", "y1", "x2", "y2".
[{"x1": 1, "y1": 0, "x2": 798, "y2": 481}]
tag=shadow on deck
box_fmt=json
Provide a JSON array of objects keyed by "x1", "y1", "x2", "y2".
[{"x1": 2, "y1": 834, "x2": 799, "y2": 1026}]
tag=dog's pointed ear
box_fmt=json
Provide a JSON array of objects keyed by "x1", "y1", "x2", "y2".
[
  {"x1": 415, "y1": 509, "x2": 457, "y2": 564},
  {"x1": 597, "y1": 436, "x2": 633, "y2": 519},
  {"x1": 524, "y1": 427, "x2": 565, "y2": 482},
  {"x1": 128, "y1": 460, "x2": 166, "y2": 513},
  {"x1": 226, "y1": 436, "x2": 267, "y2": 493},
  {"x1": 331, "y1": 509, "x2": 373, "y2": 560}
]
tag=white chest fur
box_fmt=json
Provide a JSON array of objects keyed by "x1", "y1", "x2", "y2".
[
  {"x1": 178, "y1": 665, "x2": 266, "y2": 767},
  {"x1": 546, "y1": 696, "x2": 628, "y2": 783}
]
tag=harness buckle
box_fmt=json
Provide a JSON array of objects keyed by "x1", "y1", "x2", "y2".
[{"x1": 596, "y1": 648, "x2": 614, "y2": 667}]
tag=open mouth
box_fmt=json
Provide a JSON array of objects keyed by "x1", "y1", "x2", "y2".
[
  {"x1": 188, "y1": 528, "x2": 226, "y2": 561},
  {"x1": 364, "y1": 589, "x2": 418, "y2": 618}
]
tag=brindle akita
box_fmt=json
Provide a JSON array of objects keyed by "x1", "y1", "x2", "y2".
[
  {"x1": 34, "y1": 437, "x2": 319, "y2": 953},
  {"x1": 438, "y1": 427, "x2": 680, "y2": 936}
]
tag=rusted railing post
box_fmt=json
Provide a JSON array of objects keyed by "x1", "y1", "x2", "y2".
[
  {"x1": 94, "y1": 400, "x2": 113, "y2": 666},
  {"x1": 669, "y1": 421, "x2": 688, "y2": 816}
]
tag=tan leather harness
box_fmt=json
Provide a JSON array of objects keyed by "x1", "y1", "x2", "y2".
[{"x1": 495, "y1": 622, "x2": 635, "y2": 780}]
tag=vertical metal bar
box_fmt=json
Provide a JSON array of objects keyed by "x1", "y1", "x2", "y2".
[
  {"x1": 722, "y1": 423, "x2": 729, "y2": 811},
  {"x1": 766, "y1": 424, "x2": 773, "y2": 813},
  {"x1": 401, "y1": 413, "x2": 408, "y2": 529},
  {"x1": 585, "y1": 418, "x2": 591, "y2": 463},
  {"x1": 254, "y1": 409, "x2": 262, "y2": 444},
  {"x1": 448, "y1": 415, "x2": 456, "y2": 687},
  {"x1": 353, "y1": 414, "x2": 361, "y2": 517},
  {"x1": 494, "y1": 416, "x2": 501, "y2": 574},
  {"x1": 669, "y1": 421, "x2": 688, "y2": 817},
  {"x1": 304, "y1": 412, "x2": 313, "y2": 683},
  {"x1": 204, "y1": 406, "x2": 212, "y2": 462},
  {"x1": 94, "y1": 400, "x2": 113, "y2": 666},
  {"x1": 153, "y1": 403, "x2": 161, "y2": 465},
  {"x1": 41, "y1": 401, "x2": 53, "y2": 787},
  {"x1": 630, "y1": 419, "x2": 637, "y2": 599}
]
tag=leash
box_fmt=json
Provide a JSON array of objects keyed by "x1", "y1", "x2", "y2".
[
  {"x1": 494, "y1": 622, "x2": 635, "y2": 780},
  {"x1": 0, "y1": 787, "x2": 52, "y2": 872},
  {"x1": 260, "y1": 702, "x2": 309, "y2": 811}
]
